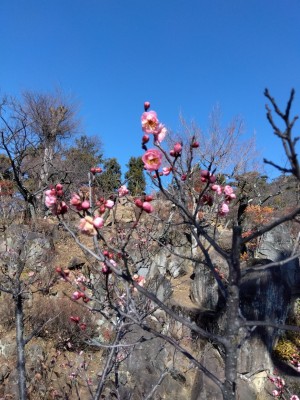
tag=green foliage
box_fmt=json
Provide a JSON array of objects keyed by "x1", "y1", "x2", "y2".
[
  {"x1": 125, "y1": 156, "x2": 146, "y2": 196},
  {"x1": 97, "y1": 157, "x2": 122, "y2": 195},
  {"x1": 63, "y1": 135, "x2": 103, "y2": 186}
]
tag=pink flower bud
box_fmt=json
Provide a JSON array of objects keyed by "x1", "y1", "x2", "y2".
[
  {"x1": 162, "y1": 167, "x2": 172, "y2": 176},
  {"x1": 72, "y1": 291, "x2": 85, "y2": 301},
  {"x1": 209, "y1": 175, "x2": 216, "y2": 183},
  {"x1": 79, "y1": 323, "x2": 87, "y2": 330},
  {"x1": 70, "y1": 316, "x2": 80, "y2": 323},
  {"x1": 144, "y1": 101, "x2": 150, "y2": 111},
  {"x1": 173, "y1": 142, "x2": 182, "y2": 154},
  {"x1": 90, "y1": 167, "x2": 96, "y2": 174},
  {"x1": 142, "y1": 201, "x2": 154, "y2": 213},
  {"x1": 142, "y1": 134, "x2": 150, "y2": 144},
  {"x1": 105, "y1": 199, "x2": 114, "y2": 209},
  {"x1": 144, "y1": 195, "x2": 153, "y2": 202},
  {"x1": 200, "y1": 170, "x2": 210, "y2": 178},
  {"x1": 56, "y1": 183, "x2": 63, "y2": 191},
  {"x1": 102, "y1": 264, "x2": 111, "y2": 274},
  {"x1": 81, "y1": 200, "x2": 90, "y2": 210},
  {"x1": 135, "y1": 198, "x2": 143, "y2": 208},
  {"x1": 93, "y1": 217, "x2": 104, "y2": 228},
  {"x1": 169, "y1": 149, "x2": 176, "y2": 157},
  {"x1": 191, "y1": 141, "x2": 199, "y2": 148},
  {"x1": 56, "y1": 189, "x2": 64, "y2": 197},
  {"x1": 181, "y1": 174, "x2": 187, "y2": 181}
]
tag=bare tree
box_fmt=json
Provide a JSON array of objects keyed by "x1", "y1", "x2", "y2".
[{"x1": 0, "y1": 91, "x2": 79, "y2": 218}]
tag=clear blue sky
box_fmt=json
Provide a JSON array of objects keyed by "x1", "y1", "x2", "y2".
[{"x1": 1, "y1": 0, "x2": 300, "y2": 178}]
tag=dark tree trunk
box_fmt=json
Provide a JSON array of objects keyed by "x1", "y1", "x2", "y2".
[{"x1": 15, "y1": 290, "x2": 27, "y2": 400}]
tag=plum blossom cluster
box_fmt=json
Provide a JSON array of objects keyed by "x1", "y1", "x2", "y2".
[
  {"x1": 268, "y1": 375, "x2": 299, "y2": 399},
  {"x1": 101, "y1": 249, "x2": 119, "y2": 274},
  {"x1": 69, "y1": 315, "x2": 87, "y2": 331},
  {"x1": 290, "y1": 353, "x2": 300, "y2": 372},
  {"x1": 118, "y1": 185, "x2": 129, "y2": 197},
  {"x1": 134, "y1": 194, "x2": 154, "y2": 214},
  {"x1": 195, "y1": 172, "x2": 236, "y2": 217},
  {"x1": 132, "y1": 273, "x2": 146, "y2": 292},
  {"x1": 141, "y1": 102, "x2": 167, "y2": 145},
  {"x1": 45, "y1": 184, "x2": 68, "y2": 215}
]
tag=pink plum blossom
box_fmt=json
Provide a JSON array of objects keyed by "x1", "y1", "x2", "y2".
[
  {"x1": 142, "y1": 149, "x2": 163, "y2": 171},
  {"x1": 118, "y1": 185, "x2": 129, "y2": 197},
  {"x1": 45, "y1": 192, "x2": 57, "y2": 208},
  {"x1": 70, "y1": 193, "x2": 81, "y2": 206},
  {"x1": 154, "y1": 124, "x2": 167, "y2": 143},
  {"x1": 224, "y1": 185, "x2": 234, "y2": 196},
  {"x1": 141, "y1": 111, "x2": 160, "y2": 134},
  {"x1": 93, "y1": 217, "x2": 104, "y2": 228},
  {"x1": 105, "y1": 199, "x2": 114, "y2": 209},
  {"x1": 72, "y1": 291, "x2": 85, "y2": 301},
  {"x1": 223, "y1": 185, "x2": 236, "y2": 202},
  {"x1": 272, "y1": 390, "x2": 280, "y2": 397},
  {"x1": 219, "y1": 203, "x2": 229, "y2": 216},
  {"x1": 162, "y1": 167, "x2": 172, "y2": 176},
  {"x1": 79, "y1": 216, "x2": 97, "y2": 236},
  {"x1": 211, "y1": 184, "x2": 223, "y2": 195},
  {"x1": 290, "y1": 396, "x2": 300, "y2": 400}
]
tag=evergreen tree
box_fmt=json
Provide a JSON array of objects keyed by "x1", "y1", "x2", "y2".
[
  {"x1": 125, "y1": 156, "x2": 146, "y2": 196},
  {"x1": 97, "y1": 158, "x2": 122, "y2": 195},
  {"x1": 64, "y1": 135, "x2": 103, "y2": 183}
]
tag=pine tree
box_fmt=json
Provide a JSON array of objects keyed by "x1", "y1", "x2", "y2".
[
  {"x1": 125, "y1": 156, "x2": 146, "y2": 196},
  {"x1": 97, "y1": 158, "x2": 122, "y2": 195}
]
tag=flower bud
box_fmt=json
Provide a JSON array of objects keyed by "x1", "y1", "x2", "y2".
[
  {"x1": 191, "y1": 141, "x2": 199, "y2": 148},
  {"x1": 93, "y1": 217, "x2": 104, "y2": 228},
  {"x1": 70, "y1": 316, "x2": 80, "y2": 323},
  {"x1": 142, "y1": 201, "x2": 154, "y2": 213},
  {"x1": 142, "y1": 134, "x2": 150, "y2": 144},
  {"x1": 144, "y1": 195, "x2": 153, "y2": 202},
  {"x1": 81, "y1": 200, "x2": 90, "y2": 210},
  {"x1": 144, "y1": 101, "x2": 150, "y2": 111},
  {"x1": 134, "y1": 198, "x2": 143, "y2": 208},
  {"x1": 173, "y1": 142, "x2": 182, "y2": 154}
]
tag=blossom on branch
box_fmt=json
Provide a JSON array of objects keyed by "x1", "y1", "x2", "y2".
[
  {"x1": 79, "y1": 216, "x2": 97, "y2": 236},
  {"x1": 219, "y1": 203, "x2": 229, "y2": 216},
  {"x1": 142, "y1": 149, "x2": 163, "y2": 171},
  {"x1": 118, "y1": 185, "x2": 129, "y2": 197},
  {"x1": 141, "y1": 111, "x2": 160, "y2": 134}
]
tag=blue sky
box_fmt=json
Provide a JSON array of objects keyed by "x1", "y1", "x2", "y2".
[{"x1": 1, "y1": 0, "x2": 300, "y2": 179}]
